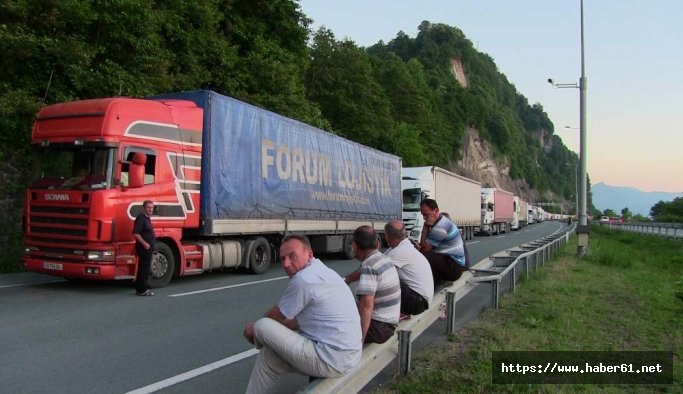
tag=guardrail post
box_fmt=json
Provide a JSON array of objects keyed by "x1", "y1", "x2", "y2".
[
  {"x1": 398, "y1": 330, "x2": 412, "y2": 375},
  {"x1": 446, "y1": 291, "x2": 457, "y2": 334},
  {"x1": 510, "y1": 266, "x2": 516, "y2": 292},
  {"x1": 524, "y1": 256, "x2": 529, "y2": 278},
  {"x1": 491, "y1": 280, "x2": 499, "y2": 309}
]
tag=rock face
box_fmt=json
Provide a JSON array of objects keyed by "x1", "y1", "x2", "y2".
[
  {"x1": 447, "y1": 57, "x2": 559, "y2": 207},
  {"x1": 453, "y1": 127, "x2": 551, "y2": 205},
  {"x1": 451, "y1": 59, "x2": 468, "y2": 88}
]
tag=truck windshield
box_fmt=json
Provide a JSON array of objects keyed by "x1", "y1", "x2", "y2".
[
  {"x1": 29, "y1": 145, "x2": 116, "y2": 190},
  {"x1": 403, "y1": 188, "x2": 422, "y2": 212}
]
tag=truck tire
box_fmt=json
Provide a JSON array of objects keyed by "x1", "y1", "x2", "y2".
[
  {"x1": 149, "y1": 242, "x2": 174, "y2": 288},
  {"x1": 343, "y1": 234, "x2": 355, "y2": 260},
  {"x1": 246, "y1": 237, "x2": 272, "y2": 274}
]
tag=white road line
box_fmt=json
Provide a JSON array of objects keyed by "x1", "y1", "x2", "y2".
[
  {"x1": 467, "y1": 240, "x2": 480, "y2": 244},
  {"x1": 0, "y1": 281, "x2": 63, "y2": 289},
  {"x1": 495, "y1": 236, "x2": 505, "y2": 239},
  {"x1": 169, "y1": 276, "x2": 288, "y2": 297},
  {"x1": 125, "y1": 348, "x2": 259, "y2": 394}
]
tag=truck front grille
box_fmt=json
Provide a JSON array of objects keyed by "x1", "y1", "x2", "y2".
[
  {"x1": 27, "y1": 203, "x2": 89, "y2": 241},
  {"x1": 403, "y1": 218, "x2": 417, "y2": 231}
]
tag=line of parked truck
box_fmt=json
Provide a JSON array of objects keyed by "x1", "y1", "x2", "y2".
[
  {"x1": 21, "y1": 90, "x2": 549, "y2": 288},
  {"x1": 401, "y1": 166, "x2": 549, "y2": 244}
]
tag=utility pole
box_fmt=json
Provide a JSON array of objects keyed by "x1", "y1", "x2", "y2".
[{"x1": 548, "y1": 0, "x2": 589, "y2": 256}]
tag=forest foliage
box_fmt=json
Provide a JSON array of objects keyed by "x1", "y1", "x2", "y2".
[
  {"x1": 1, "y1": 0, "x2": 582, "y2": 269},
  {"x1": 650, "y1": 198, "x2": 683, "y2": 222}
]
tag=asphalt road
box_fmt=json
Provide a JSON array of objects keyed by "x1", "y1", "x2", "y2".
[{"x1": 0, "y1": 221, "x2": 567, "y2": 394}]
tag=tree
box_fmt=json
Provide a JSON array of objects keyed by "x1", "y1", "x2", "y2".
[
  {"x1": 603, "y1": 209, "x2": 617, "y2": 218},
  {"x1": 392, "y1": 123, "x2": 430, "y2": 166},
  {"x1": 620, "y1": 207, "x2": 632, "y2": 221},
  {"x1": 306, "y1": 28, "x2": 394, "y2": 150},
  {"x1": 650, "y1": 197, "x2": 683, "y2": 222},
  {"x1": 631, "y1": 214, "x2": 649, "y2": 222}
]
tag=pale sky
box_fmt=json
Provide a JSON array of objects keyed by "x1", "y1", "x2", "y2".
[{"x1": 299, "y1": 0, "x2": 683, "y2": 193}]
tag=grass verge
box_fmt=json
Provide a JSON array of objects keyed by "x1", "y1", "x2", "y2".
[{"x1": 375, "y1": 226, "x2": 682, "y2": 393}]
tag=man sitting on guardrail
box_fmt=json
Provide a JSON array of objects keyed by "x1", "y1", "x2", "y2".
[
  {"x1": 243, "y1": 234, "x2": 362, "y2": 393},
  {"x1": 417, "y1": 198, "x2": 468, "y2": 283},
  {"x1": 344, "y1": 226, "x2": 401, "y2": 344},
  {"x1": 384, "y1": 220, "x2": 434, "y2": 318}
]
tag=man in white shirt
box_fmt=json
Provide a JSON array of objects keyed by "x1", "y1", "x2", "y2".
[
  {"x1": 384, "y1": 220, "x2": 434, "y2": 316},
  {"x1": 243, "y1": 234, "x2": 362, "y2": 393}
]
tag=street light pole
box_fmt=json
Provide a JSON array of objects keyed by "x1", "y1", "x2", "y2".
[
  {"x1": 577, "y1": 0, "x2": 588, "y2": 256},
  {"x1": 549, "y1": 0, "x2": 589, "y2": 256}
]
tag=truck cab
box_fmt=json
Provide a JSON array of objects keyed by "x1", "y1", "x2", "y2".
[
  {"x1": 401, "y1": 177, "x2": 429, "y2": 241},
  {"x1": 23, "y1": 98, "x2": 203, "y2": 287}
]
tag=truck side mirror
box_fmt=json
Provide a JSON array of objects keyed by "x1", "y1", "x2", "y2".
[{"x1": 129, "y1": 152, "x2": 147, "y2": 189}]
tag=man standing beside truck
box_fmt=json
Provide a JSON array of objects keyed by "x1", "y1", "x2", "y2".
[
  {"x1": 418, "y1": 198, "x2": 467, "y2": 283},
  {"x1": 243, "y1": 235, "x2": 361, "y2": 393},
  {"x1": 132, "y1": 200, "x2": 155, "y2": 296}
]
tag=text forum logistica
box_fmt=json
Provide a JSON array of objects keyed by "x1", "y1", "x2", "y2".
[{"x1": 261, "y1": 138, "x2": 394, "y2": 197}]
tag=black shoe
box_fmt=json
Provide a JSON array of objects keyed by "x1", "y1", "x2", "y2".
[{"x1": 136, "y1": 290, "x2": 154, "y2": 296}]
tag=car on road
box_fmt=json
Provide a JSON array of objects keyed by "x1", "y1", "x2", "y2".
[{"x1": 600, "y1": 216, "x2": 610, "y2": 223}]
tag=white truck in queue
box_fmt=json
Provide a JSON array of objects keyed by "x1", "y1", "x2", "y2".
[
  {"x1": 512, "y1": 196, "x2": 529, "y2": 230},
  {"x1": 401, "y1": 166, "x2": 480, "y2": 241}
]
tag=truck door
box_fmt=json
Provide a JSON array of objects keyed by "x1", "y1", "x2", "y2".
[{"x1": 116, "y1": 146, "x2": 160, "y2": 243}]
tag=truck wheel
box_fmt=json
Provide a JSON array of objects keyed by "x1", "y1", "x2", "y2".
[
  {"x1": 246, "y1": 237, "x2": 271, "y2": 274},
  {"x1": 343, "y1": 234, "x2": 355, "y2": 260},
  {"x1": 149, "y1": 242, "x2": 174, "y2": 288}
]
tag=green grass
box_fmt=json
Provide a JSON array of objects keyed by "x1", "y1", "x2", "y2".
[{"x1": 375, "y1": 226, "x2": 683, "y2": 393}]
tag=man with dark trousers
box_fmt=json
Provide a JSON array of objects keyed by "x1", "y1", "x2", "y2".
[
  {"x1": 344, "y1": 226, "x2": 401, "y2": 344},
  {"x1": 133, "y1": 200, "x2": 155, "y2": 296},
  {"x1": 418, "y1": 198, "x2": 467, "y2": 283}
]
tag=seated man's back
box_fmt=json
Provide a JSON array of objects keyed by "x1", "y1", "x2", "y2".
[{"x1": 384, "y1": 219, "x2": 434, "y2": 315}]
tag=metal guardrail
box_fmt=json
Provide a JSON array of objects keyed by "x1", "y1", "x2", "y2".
[
  {"x1": 303, "y1": 225, "x2": 575, "y2": 393},
  {"x1": 599, "y1": 222, "x2": 683, "y2": 239}
]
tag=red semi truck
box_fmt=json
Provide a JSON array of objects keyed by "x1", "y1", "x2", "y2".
[{"x1": 22, "y1": 90, "x2": 402, "y2": 287}]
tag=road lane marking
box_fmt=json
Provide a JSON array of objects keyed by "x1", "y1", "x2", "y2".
[
  {"x1": 495, "y1": 236, "x2": 504, "y2": 239},
  {"x1": 125, "y1": 348, "x2": 259, "y2": 394},
  {"x1": 169, "y1": 276, "x2": 288, "y2": 297},
  {"x1": 0, "y1": 280, "x2": 64, "y2": 289},
  {"x1": 467, "y1": 241, "x2": 480, "y2": 244}
]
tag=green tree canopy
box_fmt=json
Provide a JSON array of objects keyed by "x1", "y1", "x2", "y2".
[{"x1": 650, "y1": 197, "x2": 683, "y2": 222}]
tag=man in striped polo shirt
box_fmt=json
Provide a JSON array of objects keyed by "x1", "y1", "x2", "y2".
[
  {"x1": 418, "y1": 198, "x2": 468, "y2": 283},
  {"x1": 344, "y1": 226, "x2": 401, "y2": 344}
]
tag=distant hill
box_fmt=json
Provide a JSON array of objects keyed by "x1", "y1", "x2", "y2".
[{"x1": 592, "y1": 182, "x2": 682, "y2": 216}]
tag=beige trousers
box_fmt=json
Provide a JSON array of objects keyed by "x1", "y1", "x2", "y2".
[{"x1": 245, "y1": 318, "x2": 343, "y2": 394}]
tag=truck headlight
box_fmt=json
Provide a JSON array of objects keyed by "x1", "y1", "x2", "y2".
[
  {"x1": 24, "y1": 246, "x2": 39, "y2": 254},
  {"x1": 87, "y1": 250, "x2": 115, "y2": 261}
]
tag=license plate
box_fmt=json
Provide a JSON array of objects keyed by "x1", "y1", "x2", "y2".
[{"x1": 43, "y1": 262, "x2": 63, "y2": 271}]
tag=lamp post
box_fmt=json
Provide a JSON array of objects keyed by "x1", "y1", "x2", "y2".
[{"x1": 549, "y1": 0, "x2": 588, "y2": 256}]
